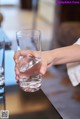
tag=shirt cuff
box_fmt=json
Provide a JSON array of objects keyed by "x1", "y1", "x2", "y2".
[
  {"x1": 67, "y1": 62, "x2": 80, "y2": 86},
  {"x1": 74, "y1": 38, "x2": 80, "y2": 45},
  {"x1": 66, "y1": 38, "x2": 80, "y2": 86}
]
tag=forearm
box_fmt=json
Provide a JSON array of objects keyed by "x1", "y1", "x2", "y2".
[{"x1": 51, "y1": 44, "x2": 80, "y2": 65}]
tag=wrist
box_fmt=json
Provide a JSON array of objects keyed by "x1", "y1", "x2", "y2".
[{"x1": 45, "y1": 50, "x2": 56, "y2": 67}]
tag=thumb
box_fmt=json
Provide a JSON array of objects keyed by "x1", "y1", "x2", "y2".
[{"x1": 40, "y1": 62, "x2": 47, "y2": 75}]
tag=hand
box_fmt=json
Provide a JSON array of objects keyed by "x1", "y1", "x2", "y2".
[{"x1": 14, "y1": 50, "x2": 54, "y2": 81}]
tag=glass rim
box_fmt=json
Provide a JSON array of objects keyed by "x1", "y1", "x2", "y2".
[{"x1": 16, "y1": 29, "x2": 41, "y2": 37}]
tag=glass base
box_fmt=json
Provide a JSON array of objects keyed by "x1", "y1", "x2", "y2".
[
  {"x1": 20, "y1": 86, "x2": 41, "y2": 92},
  {"x1": 19, "y1": 75, "x2": 42, "y2": 92}
]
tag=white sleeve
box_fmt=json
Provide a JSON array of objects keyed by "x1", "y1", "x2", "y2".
[
  {"x1": 66, "y1": 38, "x2": 80, "y2": 86},
  {"x1": 74, "y1": 38, "x2": 80, "y2": 45}
]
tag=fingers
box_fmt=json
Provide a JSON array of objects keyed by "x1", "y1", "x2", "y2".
[
  {"x1": 14, "y1": 50, "x2": 35, "y2": 63},
  {"x1": 14, "y1": 50, "x2": 48, "y2": 81},
  {"x1": 14, "y1": 50, "x2": 36, "y2": 82},
  {"x1": 15, "y1": 64, "x2": 20, "y2": 81}
]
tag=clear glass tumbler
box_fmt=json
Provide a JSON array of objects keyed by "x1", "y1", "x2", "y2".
[{"x1": 16, "y1": 29, "x2": 41, "y2": 92}]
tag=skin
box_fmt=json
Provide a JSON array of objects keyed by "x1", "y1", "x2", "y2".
[{"x1": 14, "y1": 44, "x2": 80, "y2": 81}]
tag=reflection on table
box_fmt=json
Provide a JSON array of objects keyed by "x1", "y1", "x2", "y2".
[{"x1": 5, "y1": 85, "x2": 62, "y2": 119}]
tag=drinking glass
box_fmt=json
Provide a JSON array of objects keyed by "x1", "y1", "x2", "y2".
[
  {"x1": 0, "y1": 39, "x2": 5, "y2": 94},
  {"x1": 16, "y1": 29, "x2": 41, "y2": 92}
]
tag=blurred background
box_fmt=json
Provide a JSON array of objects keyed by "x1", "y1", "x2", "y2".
[{"x1": 0, "y1": 0, "x2": 80, "y2": 119}]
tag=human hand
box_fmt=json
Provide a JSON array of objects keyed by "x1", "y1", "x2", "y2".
[{"x1": 14, "y1": 50, "x2": 54, "y2": 81}]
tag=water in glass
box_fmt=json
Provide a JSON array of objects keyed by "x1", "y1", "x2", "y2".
[{"x1": 19, "y1": 57, "x2": 42, "y2": 92}]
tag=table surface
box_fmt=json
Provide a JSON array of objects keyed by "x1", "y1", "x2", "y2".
[{"x1": 4, "y1": 85, "x2": 62, "y2": 119}]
